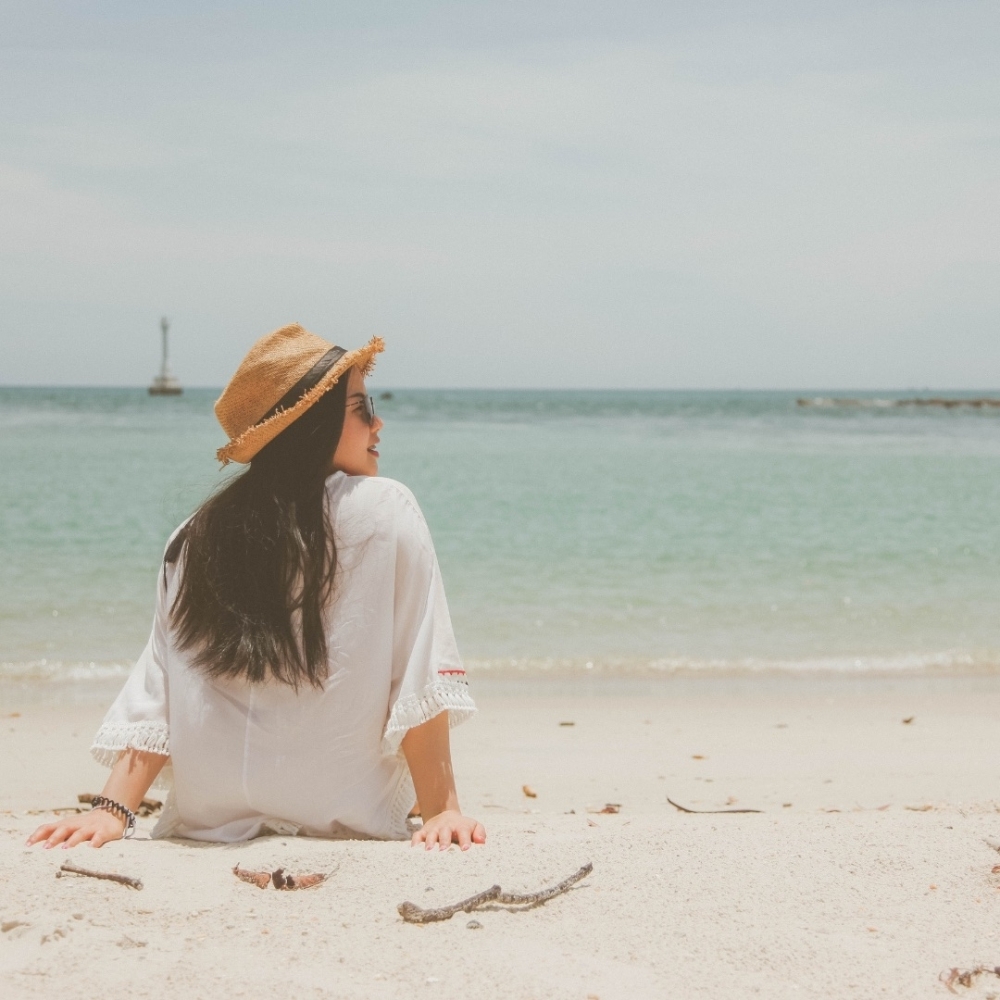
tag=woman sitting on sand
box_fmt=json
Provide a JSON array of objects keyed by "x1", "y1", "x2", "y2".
[{"x1": 28, "y1": 325, "x2": 485, "y2": 851}]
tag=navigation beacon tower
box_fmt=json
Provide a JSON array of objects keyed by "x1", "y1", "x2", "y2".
[{"x1": 148, "y1": 316, "x2": 182, "y2": 395}]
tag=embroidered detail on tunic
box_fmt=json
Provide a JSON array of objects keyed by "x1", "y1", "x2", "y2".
[
  {"x1": 91, "y1": 721, "x2": 172, "y2": 791},
  {"x1": 381, "y1": 678, "x2": 476, "y2": 757}
]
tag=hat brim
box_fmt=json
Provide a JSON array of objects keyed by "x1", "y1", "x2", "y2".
[{"x1": 216, "y1": 336, "x2": 385, "y2": 465}]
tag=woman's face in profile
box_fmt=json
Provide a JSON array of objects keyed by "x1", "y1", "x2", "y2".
[{"x1": 331, "y1": 366, "x2": 383, "y2": 477}]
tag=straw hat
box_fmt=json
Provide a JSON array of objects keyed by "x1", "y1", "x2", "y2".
[{"x1": 214, "y1": 324, "x2": 384, "y2": 465}]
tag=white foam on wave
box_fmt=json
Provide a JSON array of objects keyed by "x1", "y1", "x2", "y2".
[
  {"x1": 0, "y1": 659, "x2": 133, "y2": 683},
  {"x1": 3, "y1": 650, "x2": 997, "y2": 688},
  {"x1": 463, "y1": 649, "x2": 998, "y2": 676}
]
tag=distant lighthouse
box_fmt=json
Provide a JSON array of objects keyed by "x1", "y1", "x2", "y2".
[{"x1": 148, "y1": 316, "x2": 182, "y2": 395}]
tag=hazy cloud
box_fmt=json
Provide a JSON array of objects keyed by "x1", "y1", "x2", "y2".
[{"x1": 1, "y1": 2, "x2": 997, "y2": 387}]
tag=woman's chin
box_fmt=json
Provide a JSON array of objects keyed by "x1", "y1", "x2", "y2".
[{"x1": 331, "y1": 454, "x2": 379, "y2": 477}]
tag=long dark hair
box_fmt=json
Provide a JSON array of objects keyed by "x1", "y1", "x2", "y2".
[{"x1": 169, "y1": 376, "x2": 349, "y2": 689}]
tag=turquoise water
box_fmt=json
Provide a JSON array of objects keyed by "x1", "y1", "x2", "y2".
[{"x1": 2, "y1": 387, "x2": 1000, "y2": 685}]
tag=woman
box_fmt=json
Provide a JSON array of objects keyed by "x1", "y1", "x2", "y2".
[{"x1": 28, "y1": 324, "x2": 485, "y2": 851}]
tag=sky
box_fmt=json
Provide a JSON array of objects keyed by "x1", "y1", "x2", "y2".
[{"x1": 1, "y1": 1, "x2": 998, "y2": 389}]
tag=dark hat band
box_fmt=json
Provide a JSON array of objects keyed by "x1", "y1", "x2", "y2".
[{"x1": 258, "y1": 346, "x2": 347, "y2": 424}]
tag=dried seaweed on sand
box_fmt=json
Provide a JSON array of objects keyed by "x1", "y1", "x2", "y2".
[
  {"x1": 232, "y1": 864, "x2": 332, "y2": 890},
  {"x1": 940, "y1": 965, "x2": 1000, "y2": 993}
]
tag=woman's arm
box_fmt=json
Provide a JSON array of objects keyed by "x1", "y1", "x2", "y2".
[
  {"x1": 401, "y1": 711, "x2": 485, "y2": 851},
  {"x1": 26, "y1": 748, "x2": 168, "y2": 849}
]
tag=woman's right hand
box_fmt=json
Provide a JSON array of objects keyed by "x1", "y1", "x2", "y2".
[{"x1": 26, "y1": 809, "x2": 126, "y2": 849}]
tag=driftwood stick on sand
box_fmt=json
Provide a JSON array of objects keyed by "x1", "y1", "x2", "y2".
[
  {"x1": 57, "y1": 863, "x2": 143, "y2": 890},
  {"x1": 399, "y1": 884, "x2": 501, "y2": 923},
  {"x1": 398, "y1": 863, "x2": 593, "y2": 924},
  {"x1": 495, "y1": 862, "x2": 594, "y2": 907},
  {"x1": 667, "y1": 797, "x2": 762, "y2": 815}
]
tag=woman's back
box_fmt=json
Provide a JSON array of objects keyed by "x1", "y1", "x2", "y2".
[{"x1": 94, "y1": 473, "x2": 475, "y2": 842}]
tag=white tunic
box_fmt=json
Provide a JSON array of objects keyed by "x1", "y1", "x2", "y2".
[{"x1": 91, "y1": 474, "x2": 476, "y2": 842}]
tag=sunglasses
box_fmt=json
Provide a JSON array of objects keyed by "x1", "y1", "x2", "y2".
[{"x1": 351, "y1": 394, "x2": 377, "y2": 425}]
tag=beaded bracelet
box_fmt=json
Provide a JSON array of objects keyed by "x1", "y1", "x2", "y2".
[{"x1": 90, "y1": 795, "x2": 137, "y2": 839}]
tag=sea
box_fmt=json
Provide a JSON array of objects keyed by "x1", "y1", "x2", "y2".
[{"x1": 2, "y1": 387, "x2": 999, "y2": 698}]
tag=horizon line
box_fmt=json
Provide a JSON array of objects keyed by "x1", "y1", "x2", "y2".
[{"x1": 3, "y1": 384, "x2": 1000, "y2": 395}]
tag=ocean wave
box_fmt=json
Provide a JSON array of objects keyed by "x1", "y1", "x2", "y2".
[
  {"x1": 0, "y1": 659, "x2": 133, "y2": 684},
  {"x1": 3, "y1": 650, "x2": 997, "y2": 688},
  {"x1": 463, "y1": 650, "x2": 1000, "y2": 676}
]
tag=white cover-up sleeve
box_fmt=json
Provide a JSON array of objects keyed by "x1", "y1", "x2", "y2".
[
  {"x1": 91, "y1": 551, "x2": 173, "y2": 788},
  {"x1": 381, "y1": 485, "x2": 476, "y2": 757}
]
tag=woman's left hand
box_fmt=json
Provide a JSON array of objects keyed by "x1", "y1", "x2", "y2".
[{"x1": 411, "y1": 809, "x2": 486, "y2": 851}]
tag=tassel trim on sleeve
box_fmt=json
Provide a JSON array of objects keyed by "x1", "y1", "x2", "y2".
[
  {"x1": 91, "y1": 721, "x2": 173, "y2": 791},
  {"x1": 381, "y1": 678, "x2": 477, "y2": 757}
]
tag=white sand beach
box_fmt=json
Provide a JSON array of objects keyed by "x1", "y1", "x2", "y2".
[{"x1": 2, "y1": 674, "x2": 999, "y2": 1000}]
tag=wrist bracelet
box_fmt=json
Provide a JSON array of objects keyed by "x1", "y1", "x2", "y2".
[{"x1": 90, "y1": 795, "x2": 137, "y2": 838}]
